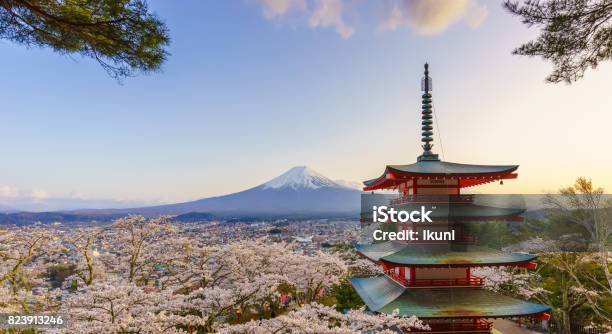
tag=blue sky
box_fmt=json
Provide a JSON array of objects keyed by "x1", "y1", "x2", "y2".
[{"x1": 1, "y1": 0, "x2": 611, "y2": 209}]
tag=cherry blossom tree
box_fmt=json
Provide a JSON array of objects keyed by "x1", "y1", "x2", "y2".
[
  {"x1": 273, "y1": 248, "x2": 347, "y2": 303},
  {"x1": 0, "y1": 228, "x2": 62, "y2": 312},
  {"x1": 544, "y1": 178, "x2": 612, "y2": 295},
  {"x1": 179, "y1": 274, "x2": 286, "y2": 332},
  {"x1": 217, "y1": 302, "x2": 427, "y2": 334},
  {"x1": 474, "y1": 253, "x2": 610, "y2": 333},
  {"x1": 155, "y1": 239, "x2": 343, "y2": 331},
  {"x1": 538, "y1": 252, "x2": 610, "y2": 325},
  {"x1": 473, "y1": 266, "x2": 546, "y2": 299},
  {"x1": 62, "y1": 280, "x2": 185, "y2": 334},
  {"x1": 111, "y1": 215, "x2": 176, "y2": 283},
  {"x1": 64, "y1": 227, "x2": 104, "y2": 286},
  {"x1": 157, "y1": 238, "x2": 348, "y2": 303}
]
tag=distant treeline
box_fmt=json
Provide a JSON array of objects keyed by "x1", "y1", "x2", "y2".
[{"x1": 0, "y1": 212, "x2": 125, "y2": 226}]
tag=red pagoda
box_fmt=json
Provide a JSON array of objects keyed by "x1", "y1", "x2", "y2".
[{"x1": 350, "y1": 64, "x2": 550, "y2": 333}]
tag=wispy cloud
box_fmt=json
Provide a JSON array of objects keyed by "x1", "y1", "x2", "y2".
[
  {"x1": 0, "y1": 185, "x2": 166, "y2": 212},
  {"x1": 259, "y1": 0, "x2": 306, "y2": 18},
  {"x1": 0, "y1": 185, "x2": 48, "y2": 200},
  {"x1": 379, "y1": 0, "x2": 488, "y2": 34},
  {"x1": 257, "y1": 0, "x2": 353, "y2": 38},
  {"x1": 255, "y1": 0, "x2": 487, "y2": 38},
  {"x1": 464, "y1": 1, "x2": 488, "y2": 28},
  {"x1": 308, "y1": 0, "x2": 354, "y2": 39}
]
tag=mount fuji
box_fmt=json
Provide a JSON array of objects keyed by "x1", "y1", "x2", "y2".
[{"x1": 71, "y1": 166, "x2": 362, "y2": 217}]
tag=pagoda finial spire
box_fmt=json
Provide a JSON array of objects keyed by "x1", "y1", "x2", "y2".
[{"x1": 418, "y1": 63, "x2": 439, "y2": 161}]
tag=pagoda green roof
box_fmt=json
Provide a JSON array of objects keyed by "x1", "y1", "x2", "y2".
[
  {"x1": 350, "y1": 276, "x2": 550, "y2": 319},
  {"x1": 356, "y1": 242, "x2": 536, "y2": 267},
  {"x1": 363, "y1": 160, "x2": 518, "y2": 187},
  {"x1": 388, "y1": 161, "x2": 518, "y2": 176}
]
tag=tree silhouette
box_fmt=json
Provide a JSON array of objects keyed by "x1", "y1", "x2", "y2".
[
  {"x1": 0, "y1": 0, "x2": 169, "y2": 79},
  {"x1": 505, "y1": 0, "x2": 612, "y2": 83}
]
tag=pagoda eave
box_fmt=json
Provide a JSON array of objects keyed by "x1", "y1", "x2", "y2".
[
  {"x1": 363, "y1": 169, "x2": 518, "y2": 191},
  {"x1": 356, "y1": 253, "x2": 537, "y2": 271},
  {"x1": 355, "y1": 242, "x2": 537, "y2": 267},
  {"x1": 379, "y1": 259, "x2": 538, "y2": 269},
  {"x1": 350, "y1": 276, "x2": 551, "y2": 320}
]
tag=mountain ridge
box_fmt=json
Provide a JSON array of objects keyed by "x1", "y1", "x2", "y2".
[{"x1": 68, "y1": 166, "x2": 362, "y2": 217}]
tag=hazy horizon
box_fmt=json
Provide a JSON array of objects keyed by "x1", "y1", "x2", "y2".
[{"x1": 2, "y1": 163, "x2": 605, "y2": 213}]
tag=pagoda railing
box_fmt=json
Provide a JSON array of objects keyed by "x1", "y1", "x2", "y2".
[
  {"x1": 386, "y1": 271, "x2": 484, "y2": 288},
  {"x1": 386, "y1": 271, "x2": 409, "y2": 286},
  {"x1": 408, "y1": 320, "x2": 492, "y2": 333},
  {"x1": 406, "y1": 277, "x2": 484, "y2": 287},
  {"x1": 390, "y1": 194, "x2": 474, "y2": 206}
]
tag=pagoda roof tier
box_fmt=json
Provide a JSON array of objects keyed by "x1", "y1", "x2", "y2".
[
  {"x1": 350, "y1": 276, "x2": 550, "y2": 319},
  {"x1": 355, "y1": 242, "x2": 536, "y2": 267},
  {"x1": 363, "y1": 160, "x2": 518, "y2": 191}
]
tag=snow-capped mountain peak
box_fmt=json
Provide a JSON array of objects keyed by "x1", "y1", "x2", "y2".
[{"x1": 262, "y1": 166, "x2": 339, "y2": 190}]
